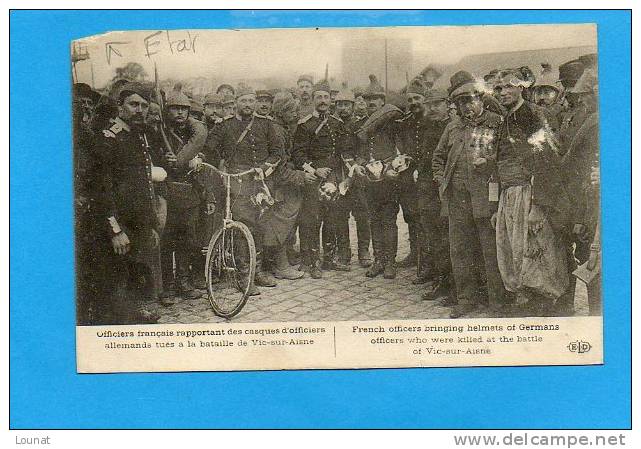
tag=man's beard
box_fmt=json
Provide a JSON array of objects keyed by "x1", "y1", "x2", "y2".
[
  {"x1": 129, "y1": 114, "x2": 145, "y2": 124},
  {"x1": 239, "y1": 108, "x2": 254, "y2": 117}
]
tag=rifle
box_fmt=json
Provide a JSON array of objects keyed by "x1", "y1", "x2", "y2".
[{"x1": 153, "y1": 62, "x2": 176, "y2": 165}]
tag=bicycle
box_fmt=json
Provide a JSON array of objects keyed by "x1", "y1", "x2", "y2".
[{"x1": 192, "y1": 162, "x2": 257, "y2": 319}]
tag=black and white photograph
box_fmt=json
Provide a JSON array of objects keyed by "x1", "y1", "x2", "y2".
[{"x1": 72, "y1": 24, "x2": 603, "y2": 372}]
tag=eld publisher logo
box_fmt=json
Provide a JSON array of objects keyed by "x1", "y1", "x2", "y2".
[{"x1": 567, "y1": 340, "x2": 592, "y2": 354}]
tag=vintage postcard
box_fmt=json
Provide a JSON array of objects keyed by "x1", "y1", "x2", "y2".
[{"x1": 72, "y1": 23, "x2": 602, "y2": 373}]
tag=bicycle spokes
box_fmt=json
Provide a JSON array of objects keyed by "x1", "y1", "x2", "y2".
[{"x1": 205, "y1": 222, "x2": 256, "y2": 318}]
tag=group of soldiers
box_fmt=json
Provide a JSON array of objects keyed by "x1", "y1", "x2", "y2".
[{"x1": 74, "y1": 53, "x2": 601, "y2": 325}]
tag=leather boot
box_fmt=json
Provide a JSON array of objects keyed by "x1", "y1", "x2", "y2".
[
  {"x1": 333, "y1": 260, "x2": 351, "y2": 272},
  {"x1": 286, "y1": 245, "x2": 301, "y2": 266},
  {"x1": 254, "y1": 254, "x2": 278, "y2": 287},
  {"x1": 365, "y1": 260, "x2": 385, "y2": 278},
  {"x1": 412, "y1": 268, "x2": 434, "y2": 285},
  {"x1": 255, "y1": 271, "x2": 278, "y2": 287},
  {"x1": 309, "y1": 260, "x2": 323, "y2": 279},
  {"x1": 383, "y1": 260, "x2": 397, "y2": 279},
  {"x1": 272, "y1": 246, "x2": 304, "y2": 280},
  {"x1": 159, "y1": 282, "x2": 177, "y2": 307},
  {"x1": 358, "y1": 247, "x2": 372, "y2": 268},
  {"x1": 422, "y1": 275, "x2": 451, "y2": 301},
  {"x1": 247, "y1": 282, "x2": 261, "y2": 296},
  {"x1": 176, "y1": 277, "x2": 201, "y2": 299}
]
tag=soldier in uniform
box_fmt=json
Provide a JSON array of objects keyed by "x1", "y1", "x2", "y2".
[
  {"x1": 558, "y1": 60, "x2": 590, "y2": 149},
  {"x1": 415, "y1": 89, "x2": 454, "y2": 303},
  {"x1": 329, "y1": 88, "x2": 340, "y2": 115},
  {"x1": 161, "y1": 91, "x2": 208, "y2": 300},
  {"x1": 221, "y1": 94, "x2": 236, "y2": 118},
  {"x1": 558, "y1": 65, "x2": 600, "y2": 316},
  {"x1": 432, "y1": 72, "x2": 509, "y2": 318},
  {"x1": 190, "y1": 97, "x2": 205, "y2": 123},
  {"x1": 74, "y1": 83, "x2": 101, "y2": 324},
  {"x1": 85, "y1": 82, "x2": 164, "y2": 324},
  {"x1": 292, "y1": 80, "x2": 354, "y2": 278},
  {"x1": 353, "y1": 87, "x2": 368, "y2": 121},
  {"x1": 296, "y1": 75, "x2": 315, "y2": 119},
  {"x1": 206, "y1": 86, "x2": 284, "y2": 294},
  {"x1": 272, "y1": 92, "x2": 303, "y2": 267},
  {"x1": 353, "y1": 76, "x2": 403, "y2": 279},
  {"x1": 216, "y1": 83, "x2": 235, "y2": 98},
  {"x1": 492, "y1": 68, "x2": 571, "y2": 317},
  {"x1": 264, "y1": 92, "x2": 309, "y2": 280},
  {"x1": 394, "y1": 83, "x2": 430, "y2": 269},
  {"x1": 272, "y1": 92, "x2": 300, "y2": 157},
  {"x1": 256, "y1": 90, "x2": 274, "y2": 118},
  {"x1": 332, "y1": 90, "x2": 372, "y2": 269},
  {"x1": 203, "y1": 92, "x2": 224, "y2": 132}
]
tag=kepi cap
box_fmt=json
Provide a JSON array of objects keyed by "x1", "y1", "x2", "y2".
[
  {"x1": 117, "y1": 81, "x2": 152, "y2": 103},
  {"x1": 203, "y1": 92, "x2": 223, "y2": 106},
  {"x1": 164, "y1": 91, "x2": 192, "y2": 108}
]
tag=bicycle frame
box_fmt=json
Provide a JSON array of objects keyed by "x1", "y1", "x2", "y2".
[{"x1": 196, "y1": 162, "x2": 255, "y2": 228}]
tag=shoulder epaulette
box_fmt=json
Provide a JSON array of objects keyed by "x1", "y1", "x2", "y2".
[
  {"x1": 355, "y1": 115, "x2": 368, "y2": 124},
  {"x1": 103, "y1": 120, "x2": 125, "y2": 138},
  {"x1": 330, "y1": 115, "x2": 344, "y2": 123},
  {"x1": 223, "y1": 115, "x2": 235, "y2": 120},
  {"x1": 297, "y1": 114, "x2": 313, "y2": 125},
  {"x1": 395, "y1": 113, "x2": 413, "y2": 123},
  {"x1": 254, "y1": 113, "x2": 274, "y2": 121}
]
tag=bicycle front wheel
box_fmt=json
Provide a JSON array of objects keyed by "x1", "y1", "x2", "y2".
[{"x1": 204, "y1": 220, "x2": 256, "y2": 319}]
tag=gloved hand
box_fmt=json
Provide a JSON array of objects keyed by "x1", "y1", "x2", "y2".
[
  {"x1": 112, "y1": 232, "x2": 131, "y2": 255},
  {"x1": 304, "y1": 172, "x2": 318, "y2": 184},
  {"x1": 353, "y1": 165, "x2": 366, "y2": 177},
  {"x1": 315, "y1": 167, "x2": 332, "y2": 179},
  {"x1": 188, "y1": 155, "x2": 202, "y2": 171}
]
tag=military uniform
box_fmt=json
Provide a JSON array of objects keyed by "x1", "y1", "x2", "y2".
[
  {"x1": 494, "y1": 98, "x2": 571, "y2": 313},
  {"x1": 355, "y1": 112, "x2": 401, "y2": 274},
  {"x1": 162, "y1": 113, "x2": 208, "y2": 294},
  {"x1": 298, "y1": 100, "x2": 314, "y2": 120},
  {"x1": 74, "y1": 107, "x2": 96, "y2": 324},
  {"x1": 292, "y1": 110, "x2": 354, "y2": 270},
  {"x1": 557, "y1": 69, "x2": 600, "y2": 315},
  {"x1": 86, "y1": 117, "x2": 164, "y2": 324},
  {"x1": 334, "y1": 114, "x2": 371, "y2": 266},
  {"x1": 207, "y1": 112, "x2": 283, "y2": 272},
  {"x1": 433, "y1": 110, "x2": 507, "y2": 309},
  {"x1": 568, "y1": 111, "x2": 600, "y2": 315},
  {"x1": 395, "y1": 110, "x2": 431, "y2": 266},
  {"x1": 416, "y1": 115, "x2": 451, "y2": 286},
  {"x1": 260, "y1": 117, "x2": 304, "y2": 248}
]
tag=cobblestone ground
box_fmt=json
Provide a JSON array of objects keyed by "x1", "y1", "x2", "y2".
[{"x1": 151, "y1": 213, "x2": 589, "y2": 324}]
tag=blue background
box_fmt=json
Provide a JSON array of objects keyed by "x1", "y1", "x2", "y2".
[{"x1": 10, "y1": 10, "x2": 631, "y2": 429}]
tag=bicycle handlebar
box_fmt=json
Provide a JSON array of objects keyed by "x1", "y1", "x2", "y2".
[{"x1": 195, "y1": 162, "x2": 256, "y2": 178}]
